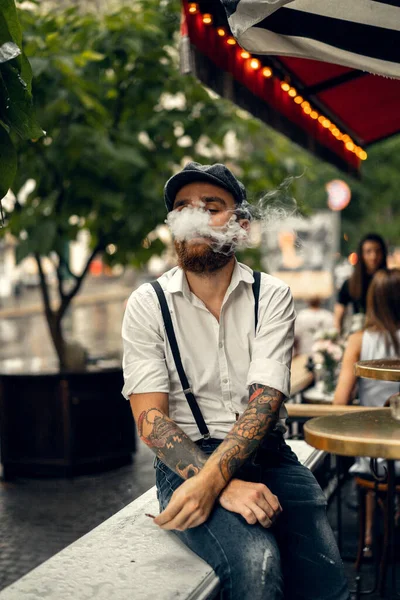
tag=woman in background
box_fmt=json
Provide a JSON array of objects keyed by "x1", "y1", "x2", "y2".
[
  {"x1": 333, "y1": 268, "x2": 400, "y2": 556},
  {"x1": 334, "y1": 233, "x2": 387, "y2": 335}
]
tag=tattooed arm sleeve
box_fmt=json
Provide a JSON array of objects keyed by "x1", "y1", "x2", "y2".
[
  {"x1": 132, "y1": 386, "x2": 283, "y2": 491},
  {"x1": 201, "y1": 385, "x2": 284, "y2": 485},
  {"x1": 134, "y1": 402, "x2": 208, "y2": 480}
]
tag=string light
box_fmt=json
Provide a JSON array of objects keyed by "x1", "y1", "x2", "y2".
[
  {"x1": 186, "y1": 3, "x2": 367, "y2": 161},
  {"x1": 250, "y1": 58, "x2": 261, "y2": 70},
  {"x1": 262, "y1": 67, "x2": 272, "y2": 78}
]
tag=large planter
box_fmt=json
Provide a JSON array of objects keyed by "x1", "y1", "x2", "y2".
[{"x1": 0, "y1": 359, "x2": 136, "y2": 478}]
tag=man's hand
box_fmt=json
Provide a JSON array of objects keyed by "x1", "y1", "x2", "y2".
[
  {"x1": 219, "y1": 479, "x2": 282, "y2": 528},
  {"x1": 154, "y1": 472, "x2": 220, "y2": 531}
]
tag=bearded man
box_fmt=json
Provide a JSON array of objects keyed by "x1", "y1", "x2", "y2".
[{"x1": 122, "y1": 162, "x2": 349, "y2": 600}]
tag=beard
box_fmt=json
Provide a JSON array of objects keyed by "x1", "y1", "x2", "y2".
[{"x1": 174, "y1": 239, "x2": 234, "y2": 274}]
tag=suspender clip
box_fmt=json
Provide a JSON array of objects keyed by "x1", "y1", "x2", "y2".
[
  {"x1": 183, "y1": 387, "x2": 192, "y2": 395},
  {"x1": 203, "y1": 433, "x2": 211, "y2": 440}
]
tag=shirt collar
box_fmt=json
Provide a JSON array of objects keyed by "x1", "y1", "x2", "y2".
[{"x1": 166, "y1": 259, "x2": 254, "y2": 300}]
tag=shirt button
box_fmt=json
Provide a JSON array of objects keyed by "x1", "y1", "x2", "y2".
[
  {"x1": 223, "y1": 378, "x2": 228, "y2": 384},
  {"x1": 219, "y1": 342, "x2": 223, "y2": 348}
]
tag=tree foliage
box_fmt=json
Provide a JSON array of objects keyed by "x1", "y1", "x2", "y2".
[{"x1": 0, "y1": 0, "x2": 43, "y2": 199}]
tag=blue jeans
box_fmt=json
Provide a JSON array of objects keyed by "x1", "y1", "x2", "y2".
[{"x1": 155, "y1": 434, "x2": 350, "y2": 600}]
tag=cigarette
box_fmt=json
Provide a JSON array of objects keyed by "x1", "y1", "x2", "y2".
[{"x1": 145, "y1": 513, "x2": 156, "y2": 519}]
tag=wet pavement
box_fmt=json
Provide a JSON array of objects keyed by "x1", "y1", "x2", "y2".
[{"x1": 0, "y1": 442, "x2": 155, "y2": 592}]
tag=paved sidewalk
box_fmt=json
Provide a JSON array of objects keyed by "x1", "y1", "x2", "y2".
[{"x1": 0, "y1": 443, "x2": 155, "y2": 592}]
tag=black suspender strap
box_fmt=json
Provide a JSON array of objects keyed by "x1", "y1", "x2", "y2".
[
  {"x1": 252, "y1": 271, "x2": 261, "y2": 332},
  {"x1": 150, "y1": 270, "x2": 261, "y2": 439},
  {"x1": 150, "y1": 281, "x2": 211, "y2": 439}
]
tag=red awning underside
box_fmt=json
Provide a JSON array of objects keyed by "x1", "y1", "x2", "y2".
[
  {"x1": 183, "y1": 2, "x2": 400, "y2": 172},
  {"x1": 281, "y1": 57, "x2": 400, "y2": 145}
]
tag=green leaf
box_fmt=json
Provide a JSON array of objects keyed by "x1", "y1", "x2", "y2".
[
  {"x1": 0, "y1": 61, "x2": 44, "y2": 138},
  {"x1": 0, "y1": 121, "x2": 17, "y2": 198},
  {"x1": 80, "y1": 50, "x2": 105, "y2": 62},
  {"x1": 0, "y1": 2, "x2": 32, "y2": 89},
  {"x1": 0, "y1": 0, "x2": 22, "y2": 48}
]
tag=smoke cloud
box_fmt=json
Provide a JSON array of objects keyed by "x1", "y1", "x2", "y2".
[{"x1": 165, "y1": 176, "x2": 301, "y2": 256}]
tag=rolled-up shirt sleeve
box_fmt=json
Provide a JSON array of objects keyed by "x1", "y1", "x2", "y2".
[
  {"x1": 246, "y1": 285, "x2": 295, "y2": 397},
  {"x1": 121, "y1": 285, "x2": 169, "y2": 399}
]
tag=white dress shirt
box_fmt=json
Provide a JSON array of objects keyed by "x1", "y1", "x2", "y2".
[{"x1": 122, "y1": 260, "x2": 295, "y2": 441}]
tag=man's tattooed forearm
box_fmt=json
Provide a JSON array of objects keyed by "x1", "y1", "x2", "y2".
[
  {"x1": 137, "y1": 408, "x2": 207, "y2": 479},
  {"x1": 215, "y1": 385, "x2": 284, "y2": 481}
]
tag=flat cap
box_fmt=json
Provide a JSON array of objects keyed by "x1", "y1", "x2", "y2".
[{"x1": 164, "y1": 162, "x2": 247, "y2": 212}]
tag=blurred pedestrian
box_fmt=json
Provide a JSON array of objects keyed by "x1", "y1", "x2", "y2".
[
  {"x1": 334, "y1": 233, "x2": 387, "y2": 335},
  {"x1": 295, "y1": 297, "x2": 334, "y2": 355},
  {"x1": 333, "y1": 268, "x2": 400, "y2": 557}
]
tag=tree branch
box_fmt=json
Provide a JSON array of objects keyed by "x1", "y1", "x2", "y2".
[
  {"x1": 57, "y1": 242, "x2": 103, "y2": 322},
  {"x1": 56, "y1": 261, "x2": 66, "y2": 302},
  {"x1": 34, "y1": 252, "x2": 54, "y2": 321}
]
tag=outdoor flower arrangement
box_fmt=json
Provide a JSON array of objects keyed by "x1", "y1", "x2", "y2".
[{"x1": 312, "y1": 330, "x2": 345, "y2": 394}]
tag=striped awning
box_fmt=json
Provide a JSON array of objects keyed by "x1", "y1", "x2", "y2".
[
  {"x1": 182, "y1": 1, "x2": 400, "y2": 173},
  {"x1": 223, "y1": 1, "x2": 400, "y2": 79}
]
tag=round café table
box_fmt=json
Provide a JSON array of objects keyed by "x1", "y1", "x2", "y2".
[{"x1": 304, "y1": 359, "x2": 400, "y2": 599}]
